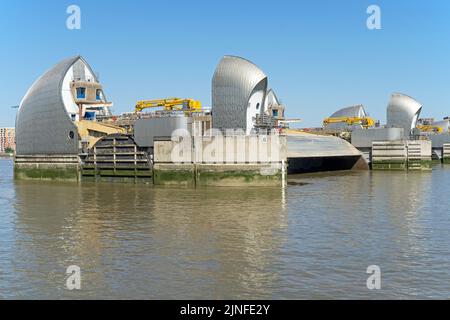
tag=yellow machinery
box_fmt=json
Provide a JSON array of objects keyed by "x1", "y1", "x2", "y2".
[
  {"x1": 323, "y1": 116, "x2": 375, "y2": 129},
  {"x1": 76, "y1": 120, "x2": 126, "y2": 148},
  {"x1": 417, "y1": 125, "x2": 443, "y2": 133},
  {"x1": 135, "y1": 98, "x2": 202, "y2": 113}
]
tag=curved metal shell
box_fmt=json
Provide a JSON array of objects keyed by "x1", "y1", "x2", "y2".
[
  {"x1": 265, "y1": 89, "x2": 280, "y2": 108},
  {"x1": 16, "y1": 56, "x2": 97, "y2": 155},
  {"x1": 212, "y1": 56, "x2": 268, "y2": 131},
  {"x1": 330, "y1": 105, "x2": 367, "y2": 118},
  {"x1": 326, "y1": 105, "x2": 367, "y2": 130},
  {"x1": 386, "y1": 93, "x2": 422, "y2": 138}
]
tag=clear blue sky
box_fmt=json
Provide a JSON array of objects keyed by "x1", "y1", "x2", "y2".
[{"x1": 1, "y1": 0, "x2": 450, "y2": 127}]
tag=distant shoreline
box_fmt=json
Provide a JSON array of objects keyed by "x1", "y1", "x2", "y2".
[{"x1": 0, "y1": 154, "x2": 13, "y2": 159}]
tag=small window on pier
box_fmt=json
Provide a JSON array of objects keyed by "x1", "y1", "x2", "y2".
[{"x1": 96, "y1": 89, "x2": 102, "y2": 101}]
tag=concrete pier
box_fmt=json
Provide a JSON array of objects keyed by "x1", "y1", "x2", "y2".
[
  {"x1": 407, "y1": 141, "x2": 432, "y2": 170},
  {"x1": 371, "y1": 140, "x2": 431, "y2": 171},
  {"x1": 153, "y1": 163, "x2": 284, "y2": 187},
  {"x1": 443, "y1": 143, "x2": 450, "y2": 164},
  {"x1": 153, "y1": 134, "x2": 287, "y2": 187},
  {"x1": 14, "y1": 155, "x2": 79, "y2": 181},
  {"x1": 372, "y1": 141, "x2": 407, "y2": 170}
]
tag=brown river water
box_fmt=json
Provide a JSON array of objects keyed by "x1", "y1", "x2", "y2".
[{"x1": 0, "y1": 159, "x2": 449, "y2": 299}]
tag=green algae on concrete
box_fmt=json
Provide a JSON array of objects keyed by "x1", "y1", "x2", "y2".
[
  {"x1": 408, "y1": 160, "x2": 432, "y2": 170},
  {"x1": 95, "y1": 176, "x2": 153, "y2": 184},
  {"x1": 153, "y1": 164, "x2": 195, "y2": 187},
  {"x1": 372, "y1": 160, "x2": 407, "y2": 171},
  {"x1": 80, "y1": 165, "x2": 153, "y2": 184},
  {"x1": 152, "y1": 163, "x2": 284, "y2": 187},
  {"x1": 196, "y1": 164, "x2": 283, "y2": 187},
  {"x1": 14, "y1": 165, "x2": 79, "y2": 181},
  {"x1": 372, "y1": 159, "x2": 432, "y2": 171}
]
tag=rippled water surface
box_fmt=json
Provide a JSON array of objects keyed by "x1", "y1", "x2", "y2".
[{"x1": 1, "y1": 159, "x2": 449, "y2": 299}]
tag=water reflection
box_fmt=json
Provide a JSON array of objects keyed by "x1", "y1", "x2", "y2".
[
  {"x1": 2, "y1": 160, "x2": 450, "y2": 299},
  {"x1": 11, "y1": 180, "x2": 287, "y2": 299},
  {"x1": 283, "y1": 170, "x2": 449, "y2": 299}
]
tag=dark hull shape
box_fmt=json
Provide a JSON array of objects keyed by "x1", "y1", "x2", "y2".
[{"x1": 288, "y1": 155, "x2": 366, "y2": 174}]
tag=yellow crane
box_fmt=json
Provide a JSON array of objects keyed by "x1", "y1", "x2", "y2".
[
  {"x1": 135, "y1": 98, "x2": 202, "y2": 113},
  {"x1": 75, "y1": 120, "x2": 126, "y2": 148},
  {"x1": 323, "y1": 116, "x2": 375, "y2": 129},
  {"x1": 417, "y1": 124, "x2": 443, "y2": 133}
]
